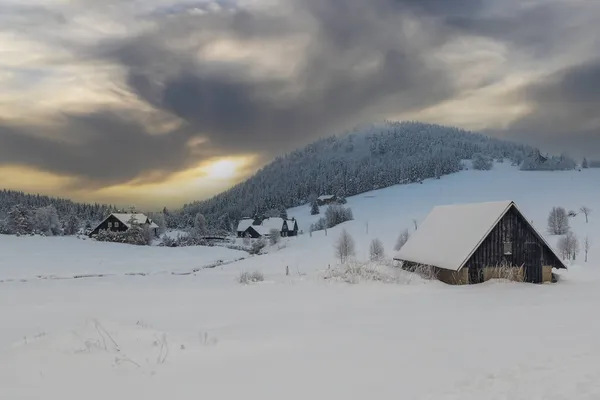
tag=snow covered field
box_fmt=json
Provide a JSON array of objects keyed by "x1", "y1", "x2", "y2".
[{"x1": 1, "y1": 163, "x2": 599, "y2": 399}]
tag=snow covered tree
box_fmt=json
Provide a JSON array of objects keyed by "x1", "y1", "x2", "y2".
[
  {"x1": 580, "y1": 206, "x2": 592, "y2": 223},
  {"x1": 310, "y1": 200, "x2": 320, "y2": 215},
  {"x1": 192, "y1": 213, "x2": 208, "y2": 236},
  {"x1": 279, "y1": 208, "x2": 288, "y2": 220},
  {"x1": 269, "y1": 229, "x2": 281, "y2": 245},
  {"x1": 584, "y1": 236, "x2": 591, "y2": 263},
  {"x1": 547, "y1": 207, "x2": 570, "y2": 235},
  {"x1": 558, "y1": 232, "x2": 579, "y2": 260},
  {"x1": 33, "y1": 205, "x2": 61, "y2": 235},
  {"x1": 472, "y1": 153, "x2": 493, "y2": 170},
  {"x1": 335, "y1": 229, "x2": 355, "y2": 263},
  {"x1": 324, "y1": 205, "x2": 353, "y2": 228},
  {"x1": 394, "y1": 229, "x2": 410, "y2": 251},
  {"x1": 63, "y1": 214, "x2": 80, "y2": 235},
  {"x1": 6, "y1": 205, "x2": 33, "y2": 235},
  {"x1": 369, "y1": 238, "x2": 385, "y2": 261},
  {"x1": 149, "y1": 212, "x2": 167, "y2": 234}
]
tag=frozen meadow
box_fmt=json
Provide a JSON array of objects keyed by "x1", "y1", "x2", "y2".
[{"x1": 1, "y1": 163, "x2": 599, "y2": 399}]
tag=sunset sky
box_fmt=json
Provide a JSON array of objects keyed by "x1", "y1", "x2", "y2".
[{"x1": 1, "y1": 0, "x2": 599, "y2": 209}]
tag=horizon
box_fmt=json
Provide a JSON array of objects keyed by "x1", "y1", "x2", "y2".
[{"x1": 1, "y1": 0, "x2": 599, "y2": 208}]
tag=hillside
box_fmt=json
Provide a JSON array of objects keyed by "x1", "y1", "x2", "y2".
[
  {"x1": 1, "y1": 163, "x2": 599, "y2": 399},
  {"x1": 175, "y1": 121, "x2": 535, "y2": 228}
]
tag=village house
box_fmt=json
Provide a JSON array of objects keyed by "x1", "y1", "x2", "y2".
[
  {"x1": 89, "y1": 213, "x2": 160, "y2": 238},
  {"x1": 316, "y1": 195, "x2": 338, "y2": 206},
  {"x1": 394, "y1": 201, "x2": 567, "y2": 284},
  {"x1": 237, "y1": 217, "x2": 299, "y2": 238}
]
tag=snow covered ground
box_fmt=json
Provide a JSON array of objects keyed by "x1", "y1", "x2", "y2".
[{"x1": 1, "y1": 163, "x2": 599, "y2": 399}]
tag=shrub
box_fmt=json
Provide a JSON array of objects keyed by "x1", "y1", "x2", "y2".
[
  {"x1": 269, "y1": 229, "x2": 281, "y2": 245},
  {"x1": 239, "y1": 270, "x2": 264, "y2": 284},
  {"x1": 369, "y1": 238, "x2": 385, "y2": 261},
  {"x1": 394, "y1": 229, "x2": 410, "y2": 251},
  {"x1": 249, "y1": 237, "x2": 267, "y2": 255}
]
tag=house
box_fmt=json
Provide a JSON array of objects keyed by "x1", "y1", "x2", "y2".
[
  {"x1": 238, "y1": 217, "x2": 299, "y2": 238},
  {"x1": 236, "y1": 218, "x2": 255, "y2": 237},
  {"x1": 394, "y1": 201, "x2": 567, "y2": 285},
  {"x1": 89, "y1": 213, "x2": 160, "y2": 238},
  {"x1": 317, "y1": 195, "x2": 338, "y2": 206}
]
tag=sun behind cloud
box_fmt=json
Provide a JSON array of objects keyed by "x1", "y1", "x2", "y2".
[{"x1": 204, "y1": 159, "x2": 239, "y2": 180}]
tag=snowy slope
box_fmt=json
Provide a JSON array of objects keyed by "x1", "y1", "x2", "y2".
[{"x1": 1, "y1": 163, "x2": 600, "y2": 400}]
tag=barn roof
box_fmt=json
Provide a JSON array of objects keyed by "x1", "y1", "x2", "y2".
[
  {"x1": 237, "y1": 218, "x2": 254, "y2": 232},
  {"x1": 318, "y1": 195, "x2": 335, "y2": 201},
  {"x1": 112, "y1": 213, "x2": 158, "y2": 228},
  {"x1": 394, "y1": 200, "x2": 565, "y2": 271},
  {"x1": 261, "y1": 217, "x2": 285, "y2": 231}
]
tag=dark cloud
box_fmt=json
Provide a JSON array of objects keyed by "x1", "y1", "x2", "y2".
[
  {"x1": 0, "y1": 111, "x2": 198, "y2": 187},
  {"x1": 504, "y1": 60, "x2": 600, "y2": 158},
  {"x1": 2, "y1": 0, "x2": 598, "y2": 191},
  {"x1": 2, "y1": 0, "x2": 479, "y2": 186}
]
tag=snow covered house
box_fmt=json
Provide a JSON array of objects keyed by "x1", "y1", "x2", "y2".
[
  {"x1": 237, "y1": 217, "x2": 298, "y2": 238},
  {"x1": 317, "y1": 195, "x2": 338, "y2": 206},
  {"x1": 89, "y1": 213, "x2": 160, "y2": 238},
  {"x1": 394, "y1": 201, "x2": 567, "y2": 284}
]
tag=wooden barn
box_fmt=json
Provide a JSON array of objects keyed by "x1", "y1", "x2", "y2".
[
  {"x1": 317, "y1": 195, "x2": 338, "y2": 206},
  {"x1": 394, "y1": 201, "x2": 567, "y2": 284},
  {"x1": 89, "y1": 213, "x2": 160, "y2": 238}
]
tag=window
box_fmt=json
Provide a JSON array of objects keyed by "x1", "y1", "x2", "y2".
[
  {"x1": 503, "y1": 241, "x2": 513, "y2": 255},
  {"x1": 114, "y1": 222, "x2": 119, "y2": 228},
  {"x1": 108, "y1": 222, "x2": 113, "y2": 228}
]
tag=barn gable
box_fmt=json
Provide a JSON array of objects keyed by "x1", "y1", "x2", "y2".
[{"x1": 394, "y1": 201, "x2": 566, "y2": 276}]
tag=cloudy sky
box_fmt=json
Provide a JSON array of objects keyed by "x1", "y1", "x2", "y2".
[{"x1": 1, "y1": 0, "x2": 599, "y2": 208}]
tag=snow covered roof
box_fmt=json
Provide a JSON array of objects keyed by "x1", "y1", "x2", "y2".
[
  {"x1": 286, "y1": 219, "x2": 297, "y2": 230},
  {"x1": 318, "y1": 195, "x2": 335, "y2": 201},
  {"x1": 395, "y1": 201, "x2": 515, "y2": 271},
  {"x1": 237, "y1": 218, "x2": 254, "y2": 232},
  {"x1": 250, "y1": 225, "x2": 271, "y2": 236},
  {"x1": 111, "y1": 213, "x2": 154, "y2": 228},
  {"x1": 260, "y1": 217, "x2": 285, "y2": 231}
]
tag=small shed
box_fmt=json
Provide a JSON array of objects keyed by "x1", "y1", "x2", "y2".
[
  {"x1": 317, "y1": 195, "x2": 338, "y2": 206},
  {"x1": 394, "y1": 201, "x2": 567, "y2": 284},
  {"x1": 89, "y1": 213, "x2": 159, "y2": 238}
]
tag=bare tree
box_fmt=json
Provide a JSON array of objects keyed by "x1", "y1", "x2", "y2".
[
  {"x1": 580, "y1": 206, "x2": 592, "y2": 223},
  {"x1": 335, "y1": 229, "x2": 356, "y2": 264},
  {"x1": 269, "y1": 229, "x2": 281, "y2": 245},
  {"x1": 394, "y1": 229, "x2": 410, "y2": 251},
  {"x1": 558, "y1": 232, "x2": 580, "y2": 260},
  {"x1": 369, "y1": 238, "x2": 385, "y2": 261},
  {"x1": 584, "y1": 235, "x2": 591, "y2": 262},
  {"x1": 547, "y1": 207, "x2": 570, "y2": 235},
  {"x1": 412, "y1": 219, "x2": 418, "y2": 231}
]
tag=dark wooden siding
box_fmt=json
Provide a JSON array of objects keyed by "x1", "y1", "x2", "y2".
[
  {"x1": 465, "y1": 205, "x2": 563, "y2": 271},
  {"x1": 89, "y1": 214, "x2": 129, "y2": 236}
]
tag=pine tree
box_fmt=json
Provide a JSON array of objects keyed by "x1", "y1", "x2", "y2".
[{"x1": 310, "y1": 201, "x2": 320, "y2": 215}]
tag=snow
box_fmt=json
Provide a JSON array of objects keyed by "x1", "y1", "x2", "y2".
[
  {"x1": 0, "y1": 236, "x2": 247, "y2": 281},
  {"x1": 236, "y1": 218, "x2": 254, "y2": 232},
  {"x1": 260, "y1": 217, "x2": 285, "y2": 231},
  {"x1": 318, "y1": 194, "x2": 335, "y2": 201},
  {"x1": 395, "y1": 200, "x2": 513, "y2": 271},
  {"x1": 110, "y1": 213, "x2": 156, "y2": 228},
  {"x1": 2, "y1": 162, "x2": 600, "y2": 399}
]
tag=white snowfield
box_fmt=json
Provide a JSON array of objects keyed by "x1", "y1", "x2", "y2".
[{"x1": 1, "y1": 163, "x2": 600, "y2": 399}]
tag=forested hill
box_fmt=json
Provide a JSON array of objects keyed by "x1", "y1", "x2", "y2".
[
  {"x1": 176, "y1": 121, "x2": 535, "y2": 229},
  {"x1": 0, "y1": 189, "x2": 115, "y2": 234}
]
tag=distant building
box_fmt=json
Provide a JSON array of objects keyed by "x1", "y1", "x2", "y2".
[
  {"x1": 89, "y1": 213, "x2": 159, "y2": 238},
  {"x1": 394, "y1": 201, "x2": 567, "y2": 284},
  {"x1": 317, "y1": 195, "x2": 338, "y2": 206},
  {"x1": 237, "y1": 217, "x2": 298, "y2": 238}
]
